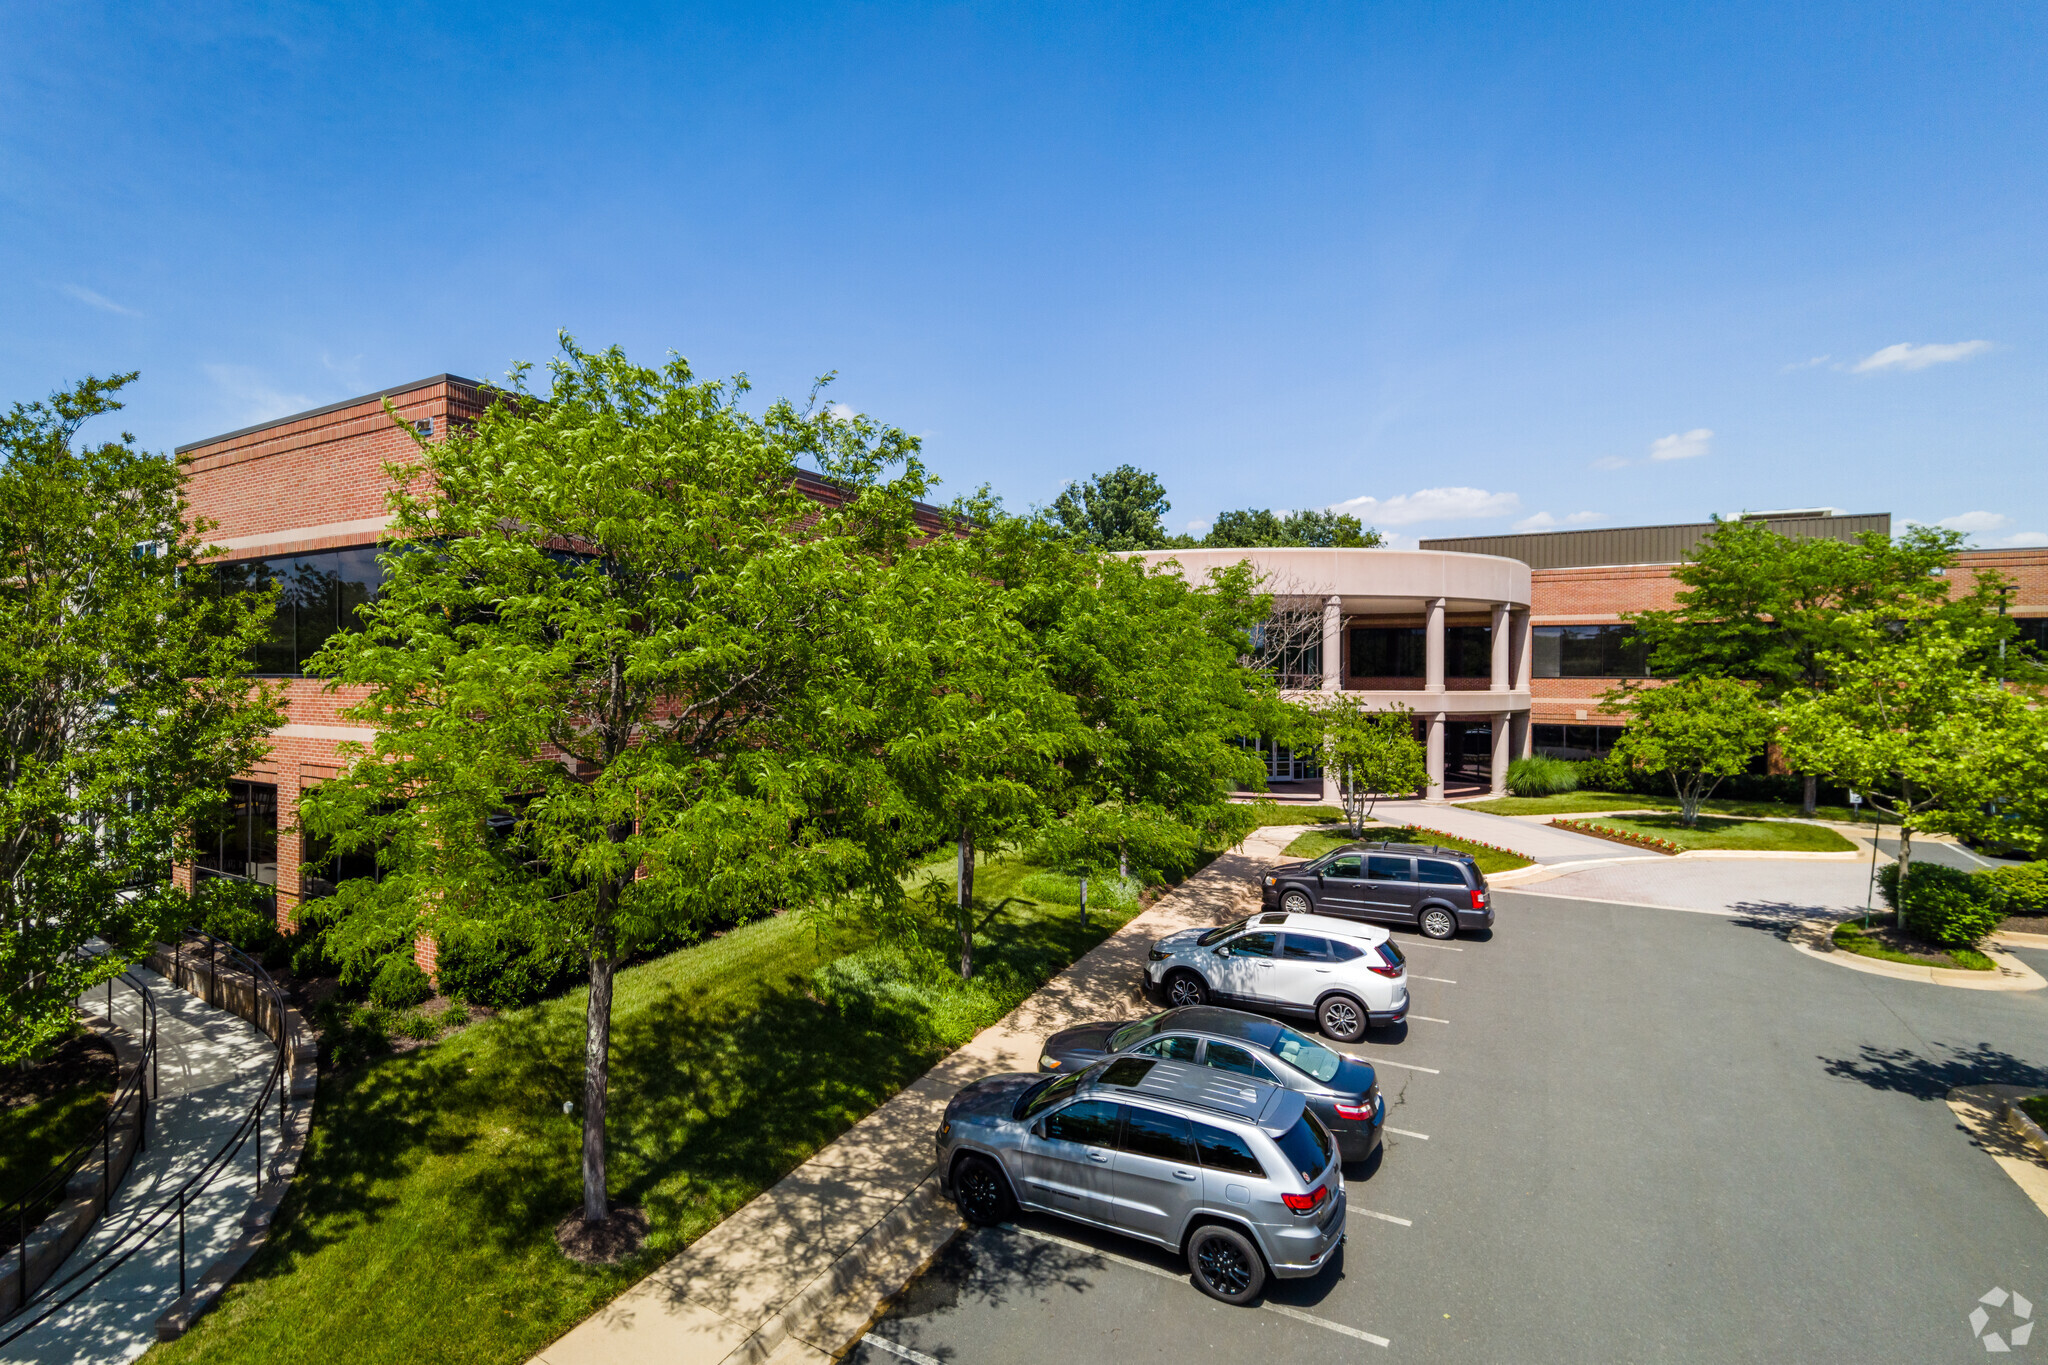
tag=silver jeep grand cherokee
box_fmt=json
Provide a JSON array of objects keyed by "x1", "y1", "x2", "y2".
[{"x1": 935, "y1": 1055, "x2": 1347, "y2": 1303}]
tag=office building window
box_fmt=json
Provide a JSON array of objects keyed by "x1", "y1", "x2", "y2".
[
  {"x1": 1532, "y1": 724, "x2": 1626, "y2": 759},
  {"x1": 2016, "y1": 617, "x2": 2048, "y2": 659},
  {"x1": 1531, "y1": 625, "x2": 1652, "y2": 678},
  {"x1": 195, "y1": 780, "x2": 278, "y2": 890},
  {"x1": 212, "y1": 547, "x2": 385, "y2": 677},
  {"x1": 1233, "y1": 736, "x2": 1321, "y2": 782},
  {"x1": 1348, "y1": 625, "x2": 1493, "y2": 677}
]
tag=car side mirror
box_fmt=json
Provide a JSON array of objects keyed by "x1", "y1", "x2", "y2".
[{"x1": 1213, "y1": 945, "x2": 1231, "y2": 957}]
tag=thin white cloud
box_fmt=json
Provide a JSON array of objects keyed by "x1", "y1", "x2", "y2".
[
  {"x1": 1932, "y1": 511, "x2": 2009, "y2": 534},
  {"x1": 1512, "y1": 511, "x2": 1604, "y2": 533},
  {"x1": 203, "y1": 364, "x2": 316, "y2": 426},
  {"x1": 1780, "y1": 354, "x2": 1832, "y2": 372},
  {"x1": 1852, "y1": 340, "x2": 1993, "y2": 373},
  {"x1": 61, "y1": 283, "x2": 140, "y2": 317},
  {"x1": 1588, "y1": 455, "x2": 1630, "y2": 471},
  {"x1": 1184, "y1": 519, "x2": 1211, "y2": 534},
  {"x1": 1989, "y1": 531, "x2": 2048, "y2": 548},
  {"x1": 1325, "y1": 486, "x2": 1521, "y2": 527},
  {"x1": 1648, "y1": 428, "x2": 1713, "y2": 462},
  {"x1": 826, "y1": 402, "x2": 856, "y2": 422}
]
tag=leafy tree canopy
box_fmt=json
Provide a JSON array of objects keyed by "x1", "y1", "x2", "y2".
[
  {"x1": 1606, "y1": 675, "x2": 1772, "y2": 827},
  {"x1": 1047, "y1": 465, "x2": 1173, "y2": 550},
  {"x1": 1, "y1": 375, "x2": 280, "y2": 1063},
  {"x1": 1201, "y1": 507, "x2": 1383, "y2": 549},
  {"x1": 1290, "y1": 694, "x2": 1426, "y2": 836}
]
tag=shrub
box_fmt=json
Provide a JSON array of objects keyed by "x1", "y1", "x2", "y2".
[
  {"x1": 368, "y1": 955, "x2": 432, "y2": 1009},
  {"x1": 1877, "y1": 861, "x2": 2001, "y2": 947},
  {"x1": 1982, "y1": 861, "x2": 2048, "y2": 920},
  {"x1": 810, "y1": 941, "x2": 1021, "y2": 1047},
  {"x1": 1572, "y1": 754, "x2": 1650, "y2": 795},
  {"x1": 194, "y1": 877, "x2": 294, "y2": 969},
  {"x1": 434, "y1": 924, "x2": 581, "y2": 1009},
  {"x1": 1506, "y1": 756, "x2": 1579, "y2": 797}
]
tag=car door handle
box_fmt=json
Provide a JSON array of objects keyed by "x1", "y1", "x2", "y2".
[
  {"x1": 1172, "y1": 1168, "x2": 1198, "y2": 1181},
  {"x1": 1315, "y1": 967, "x2": 1334, "y2": 973},
  {"x1": 1087, "y1": 1149, "x2": 1111, "y2": 1163}
]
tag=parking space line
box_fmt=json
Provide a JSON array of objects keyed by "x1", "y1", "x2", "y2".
[
  {"x1": 1351, "y1": 1207, "x2": 1413, "y2": 1226},
  {"x1": 1411, "y1": 974, "x2": 1457, "y2": 984},
  {"x1": 1361, "y1": 1056, "x2": 1440, "y2": 1073},
  {"x1": 1403, "y1": 941, "x2": 1463, "y2": 951},
  {"x1": 1409, "y1": 1014, "x2": 1449, "y2": 1023},
  {"x1": 1264, "y1": 1303, "x2": 1392, "y2": 1347},
  {"x1": 1386, "y1": 1126, "x2": 1429, "y2": 1140},
  {"x1": 1001, "y1": 1224, "x2": 1390, "y2": 1347},
  {"x1": 862, "y1": 1333, "x2": 942, "y2": 1365}
]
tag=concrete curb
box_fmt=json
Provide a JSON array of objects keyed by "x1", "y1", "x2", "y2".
[
  {"x1": 1994, "y1": 929, "x2": 2048, "y2": 950},
  {"x1": 2003, "y1": 1097, "x2": 2048, "y2": 1166},
  {"x1": 1789, "y1": 919, "x2": 2048, "y2": 992}
]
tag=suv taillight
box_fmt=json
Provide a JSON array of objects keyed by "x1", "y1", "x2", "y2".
[
  {"x1": 1281, "y1": 1186, "x2": 1329, "y2": 1214},
  {"x1": 1367, "y1": 961, "x2": 1401, "y2": 978},
  {"x1": 1471, "y1": 886, "x2": 1489, "y2": 911},
  {"x1": 1367, "y1": 943, "x2": 1404, "y2": 978}
]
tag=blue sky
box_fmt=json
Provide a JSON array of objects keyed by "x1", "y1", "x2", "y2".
[{"x1": 5, "y1": 2, "x2": 2044, "y2": 546}]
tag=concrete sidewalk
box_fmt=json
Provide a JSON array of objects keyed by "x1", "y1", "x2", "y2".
[
  {"x1": 2, "y1": 965, "x2": 281, "y2": 1365},
  {"x1": 529, "y1": 826, "x2": 1301, "y2": 1365}
]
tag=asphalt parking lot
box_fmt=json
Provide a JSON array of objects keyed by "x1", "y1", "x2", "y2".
[{"x1": 851, "y1": 889, "x2": 2048, "y2": 1363}]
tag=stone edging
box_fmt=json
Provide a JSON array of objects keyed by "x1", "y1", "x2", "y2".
[
  {"x1": 2005, "y1": 1096, "x2": 2048, "y2": 1165},
  {"x1": 144, "y1": 944, "x2": 322, "y2": 1341},
  {"x1": 1994, "y1": 929, "x2": 2048, "y2": 950},
  {"x1": 1788, "y1": 919, "x2": 2047, "y2": 992}
]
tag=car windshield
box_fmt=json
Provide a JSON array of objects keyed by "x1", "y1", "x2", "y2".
[
  {"x1": 1108, "y1": 1013, "x2": 1167, "y2": 1051},
  {"x1": 1274, "y1": 1110, "x2": 1336, "y2": 1181},
  {"x1": 1269, "y1": 1024, "x2": 1343, "y2": 1083},
  {"x1": 1014, "y1": 1070, "x2": 1086, "y2": 1120},
  {"x1": 1196, "y1": 917, "x2": 1250, "y2": 947}
]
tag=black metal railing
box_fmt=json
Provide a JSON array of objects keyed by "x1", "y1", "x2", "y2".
[
  {"x1": 0, "y1": 928, "x2": 300, "y2": 1343},
  {"x1": 1, "y1": 964, "x2": 158, "y2": 1321}
]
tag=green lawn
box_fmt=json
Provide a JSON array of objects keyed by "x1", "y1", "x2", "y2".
[
  {"x1": 1575, "y1": 813, "x2": 1855, "y2": 853},
  {"x1": 1239, "y1": 804, "x2": 1344, "y2": 827},
  {"x1": 1831, "y1": 919, "x2": 1994, "y2": 971},
  {"x1": 2021, "y1": 1095, "x2": 2048, "y2": 1129},
  {"x1": 1464, "y1": 791, "x2": 1890, "y2": 824},
  {"x1": 149, "y1": 855, "x2": 1151, "y2": 1365},
  {"x1": 1281, "y1": 825, "x2": 1533, "y2": 874},
  {"x1": 0, "y1": 1059, "x2": 115, "y2": 1213}
]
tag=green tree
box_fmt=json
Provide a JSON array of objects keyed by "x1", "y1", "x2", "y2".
[
  {"x1": 1, "y1": 375, "x2": 280, "y2": 1064},
  {"x1": 1203, "y1": 507, "x2": 1383, "y2": 549},
  {"x1": 1626, "y1": 520, "x2": 1999, "y2": 814},
  {"x1": 1779, "y1": 606, "x2": 2037, "y2": 899},
  {"x1": 1048, "y1": 465, "x2": 1173, "y2": 550},
  {"x1": 1292, "y1": 695, "x2": 1426, "y2": 836},
  {"x1": 1605, "y1": 676, "x2": 1772, "y2": 827},
  {"x1": 299, "y1": 341, "x2": 931, "y2": 1228}
]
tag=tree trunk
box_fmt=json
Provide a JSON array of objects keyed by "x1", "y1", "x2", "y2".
[
  {"x1": 1118, "y1": 841, "x2": 1128, "y2": 879},
  {"x1": 1895, "y1": 824, "x2": 1913, "y2": 934},
  {"x1": 1676, "y1": 775, "x2": 1701, "y2": 829},
  {"x1": 956, "y1": 830, "x2": 975, "y2": 981},
  {"x1": 1079, "y1": 872, "x2": 1088, "y2": 930},
  {"x1": 1801, "y1": 773, "x2": 1817, "y2": 818},
  {"x1": 581, "y1": 913, "x2": 615, "y2": 1225}
]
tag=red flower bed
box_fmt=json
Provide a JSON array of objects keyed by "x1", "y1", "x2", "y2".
[{"x1": 1548, "y1": 817, "x2": 1682, "y2": 855}]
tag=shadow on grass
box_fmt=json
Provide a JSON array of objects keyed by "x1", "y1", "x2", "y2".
[{"x1": 1818, "y1": 1041, "x2": 2048, "y2": 1101}]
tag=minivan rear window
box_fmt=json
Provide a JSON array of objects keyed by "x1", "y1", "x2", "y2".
[{"x1": 1274, "y1": 1111, "x2": 1335, "y2": 1181}]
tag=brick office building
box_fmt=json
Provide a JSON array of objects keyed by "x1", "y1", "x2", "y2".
[{"x1": 1424, "y1": 511, "x2": 2048, "y2": 759}]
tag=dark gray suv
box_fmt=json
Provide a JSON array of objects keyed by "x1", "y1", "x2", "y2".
[
  {"x1": 936, "y1": 1056, "x2": 1347, "y2": 1304},
  {"x1": 1261, "y1": 840, "x2": 1493, "y2": 940}
]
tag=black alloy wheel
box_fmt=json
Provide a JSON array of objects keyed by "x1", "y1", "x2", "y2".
[
  {"x1": 1167, "y1": 971, "x2": 1209, "y2": 1008},
  {"x1": 954, "y1": 1155, "x2": 1013, "y2": 1227},
  {"x1": 1318, "y1": 993, "x2": 1368, "y2": 1042},
  {"x1": 1419, "y1": 906, "x2": 1459, "y2": 940},
  {"x1": 1188, "y1": 1225, "x2": 1266, "y2": 1305}
]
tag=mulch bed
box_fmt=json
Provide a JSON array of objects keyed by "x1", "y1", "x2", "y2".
[
  {"x1": 1, "y1": 1033, "x2": 118, "y2": 1110},
  {"x1": 1834, "y1": 917, "x2": 1980, "y2": 969},
  {"x1": 2000, "y1": 915, "x2": 2048, "y2": 937},
  {"x1": 555, "y1": 1205, "x2": 650, "y2": 1265}
]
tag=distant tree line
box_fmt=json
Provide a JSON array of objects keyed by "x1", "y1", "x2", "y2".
[{"x1": 1047, "y1": 463, "x2": 1383, "y2": 551}]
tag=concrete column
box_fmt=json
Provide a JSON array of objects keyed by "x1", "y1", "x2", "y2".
[
  {"x1": 1425, "y1": 710, "x2": 1445, "y2": 802},
  {"x1": 1489, "y1": 603, "x2": 1510, "y2": 692},
  {"x1": 1511, "y1": 711, "x2": 1532, "y2": 759},
  {"x1": 1491, "y1": 712, "x2": 1513, "y2": 795},
  {"x1": 1321, "y1": 595, "x2": 1341, "y2": 693},
  {"x1": 1424, "y1": 597, "x2": 1446, "y2": 694},
  {"x1": 1510, "y1": 608, "x2": 1533, "y2": 691}
]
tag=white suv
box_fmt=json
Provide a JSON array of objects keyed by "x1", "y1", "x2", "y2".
[{"x1": 1144, "y1": 911, "x2": 1408, "y2": 1042}]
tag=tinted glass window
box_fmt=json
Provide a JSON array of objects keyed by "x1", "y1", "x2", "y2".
[
  {"x1": 1018, "y1": 1071, "x2": 1085, "y2": 1119},
  {"x1": 195, "y1": 780, "x2": 278, "y2": 897},
  {"x1": 1192, "y1": 1122, "x2": 1265, "y2": 1177},
  {"x1": 1098, "y1": 1057, "x2": 1157, "y2": 1088},
  {"x1": 1120, "y1": 1107, "x2": 1198, "y2": 1163},
  {"x1": 1134, "y1": 1035, "x2": 1199, "y2": 1062},
  {"x1": 1327, "y1": 939, "x2": 1364, "y2": 962},
  {"x1": 1532, "y1": 624, "x2": 1651, "y2": 679},
  {"x1": 1445, "y1": 625, "x2": 1493, "y2": 678},
  {"x1": 1322, "y1": 853, "x2": 1362, "y2": 879},
  {"x1": 1379, "y1": 941, "x2": 1406, "y2": 970},
  {"x1": 1270, "y1": 1025, "x2": 1343, "y2": 1084},
  {"x1": 1196, "y1": 916, "x2": 1249, "y2": 947},
  {"x1": 1229, "y1": 932, "x2": 1277, "y2": 959},
  {"x1": 1204, "y1": 1042, "x2": 1277, "y2": 1082},
  {"x1": 1417, "y1": 859, "x2": 1466, "y2": 885},
  {"x1": 1366, "y1": 855, "x2": 1414, "y2": 882},
  {"x1": 214, "y1": 547, "x2": 386, "y2": 677},
  {"x1": 1275, "y1": 1111, "x2": 1336, "y2": 1181},
  {"x1": 1282, "y1": 934, "x2": 1331, "y2": 961},
  {"x1": 1043, "y1": 1099, "x2": 1120, "y2": 1147},
  {"x1": 1108, "y1": 1014, "x2": 1166, "y2": 1051},
  {"x1": 1347, "y1": 626, "x2": 1424, "y2": 677}
]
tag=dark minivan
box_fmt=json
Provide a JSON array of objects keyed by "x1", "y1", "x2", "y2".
[{"x1": 1261, "y1": 840, "x2": 1492, "y2": 940}]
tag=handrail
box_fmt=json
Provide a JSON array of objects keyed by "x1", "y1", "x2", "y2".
[
  {"x1": 0, "y1": 927, "x2": 301, "y2": 1343},
  {"x1": 1, "y1": 963, "x2": 157, "y2": 1319}
]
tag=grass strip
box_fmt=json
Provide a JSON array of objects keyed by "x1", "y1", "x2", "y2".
[
  {"x1": 1830, "y1": 920, "x2": 1994, "y2": 971},
  {"x1": 1465, "y1": 791, "x2": 1892, "y2": 824},
  {"x1": 1563, "y1": 813, "x2": 1855, "y2": 853},
  {"x1": 1281, "y1": 825, "x2": 1532, "y2": 874}
]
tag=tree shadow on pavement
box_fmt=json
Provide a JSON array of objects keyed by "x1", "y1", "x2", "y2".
[
  {"x1": 1818, "y1": 1041, "x2": 2048, "y2": 1101},
  {"x1": 1726, "y1": 902, "x2": 1841, "y2": 942}
]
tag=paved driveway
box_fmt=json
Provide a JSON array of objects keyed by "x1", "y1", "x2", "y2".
[
  {"x1": 1519, "y1": 855, "x2": 1879, "y2": 919},
  {"x1": 853, "y1": 890, "x2": 2048, "y2": 1363}
]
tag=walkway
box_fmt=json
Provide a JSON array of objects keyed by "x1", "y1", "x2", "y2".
[
  {"x1": 2, "y1": 963, "x2": 280, "y2": 1365},
  {"x1": 1371, "y1": 799, "x2": 1649, "y2": 864}
]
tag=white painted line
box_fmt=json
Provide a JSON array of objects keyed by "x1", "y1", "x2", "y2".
[
  {"x1": 1409, "y1": 1014, "x2": 1449, "y2": 1024},
  {"x1": 1402, "y1": 939, "x2": 1463, "y2": 951},
  {"x1": 1002, "y1": 1223, "x2": 1389, "y2": 1346},
  {"x1": 1360, "y1": 1056, "x2": 1440, "y2": 1074},
  {"x1": 1350, "y1": 1207, "x2": 1413, "y2": 1226},
  {"x1": 1263, "y1": 1303, "x2": 1392, "y2": 1347},
  {"x1": 1411, "y1": 974, "x2": 1457, "y2": 984},
  {"x1": 862, "y1": 1333, "x2": 941, "y2": 1365},
  {"x1": 1385, "y1": 1126, "x2": 1429, "y2": 1140}
]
